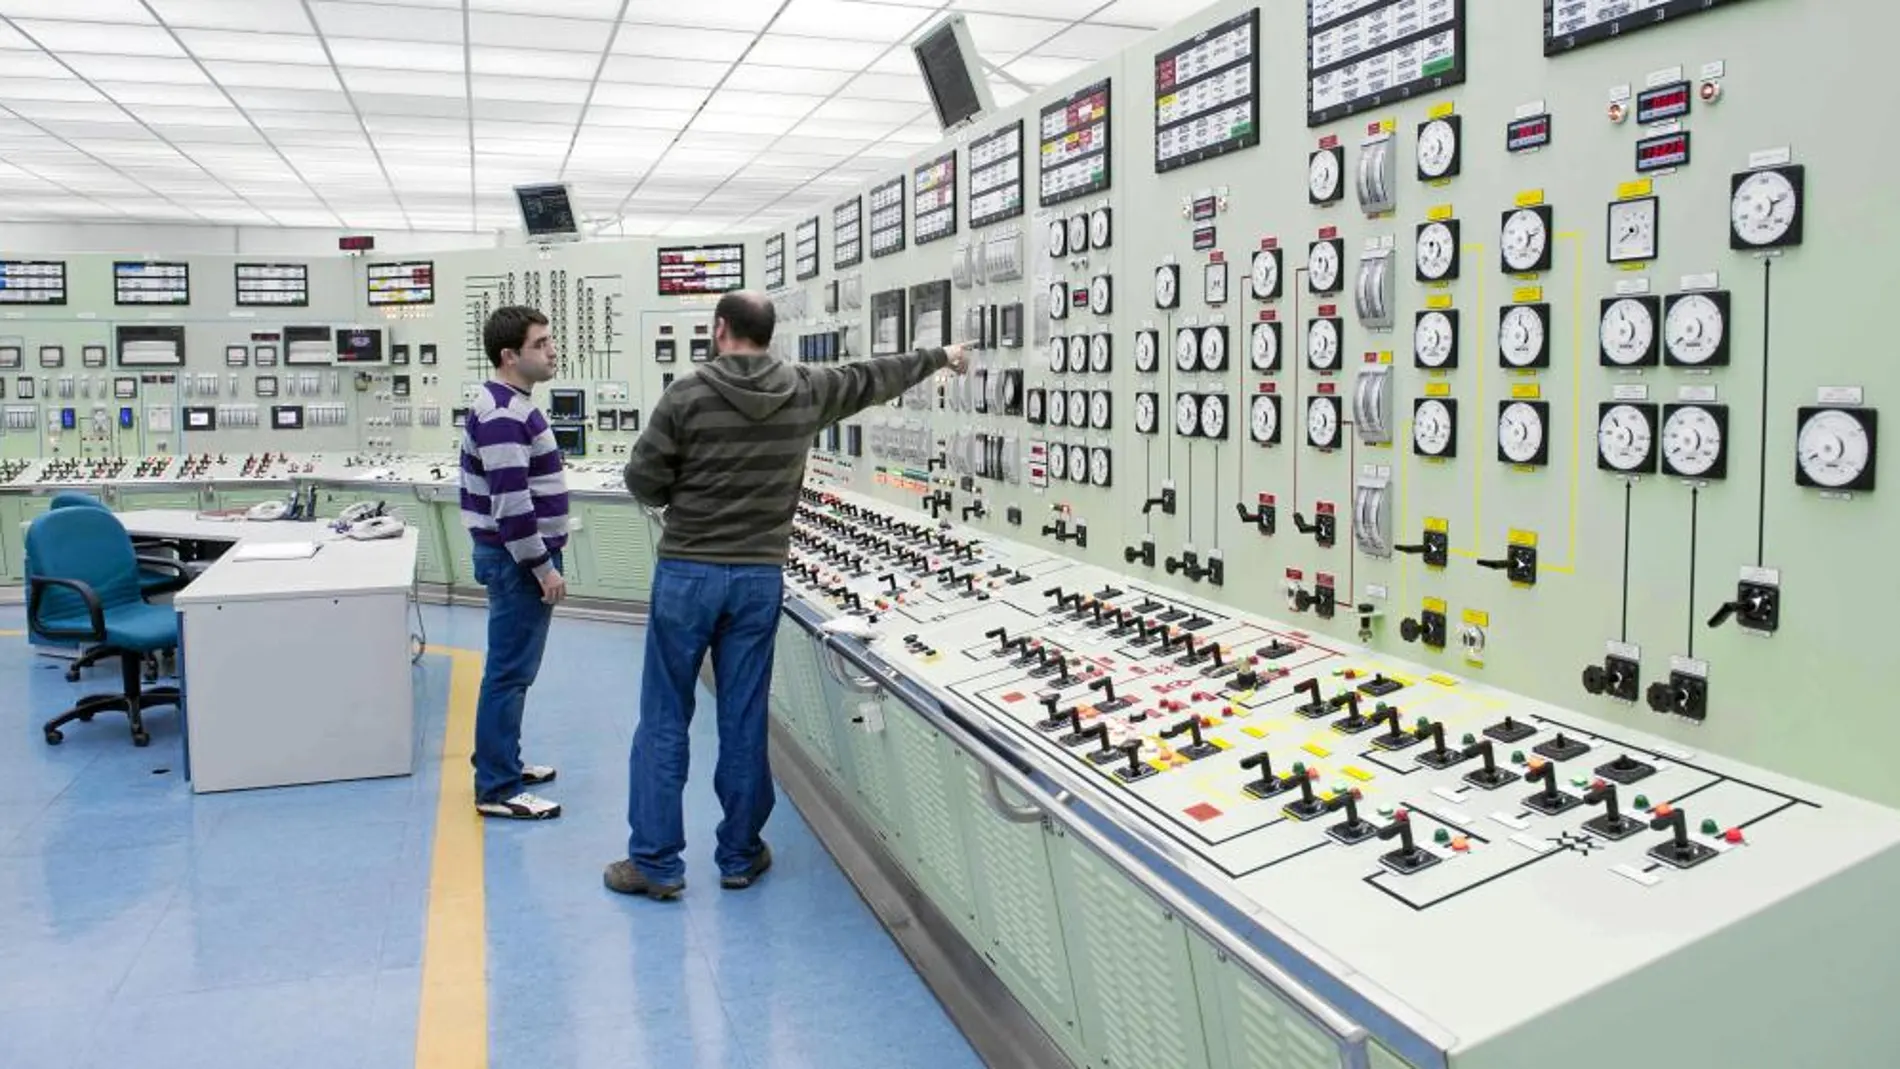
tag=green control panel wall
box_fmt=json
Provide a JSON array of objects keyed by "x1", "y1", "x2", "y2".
[{"x1": 772, "y1": 0, "x2": 1899, "y2": 810}]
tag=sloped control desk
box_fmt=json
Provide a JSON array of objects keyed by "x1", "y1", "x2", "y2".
[
  {"x1": 771, "y1": 488, "x2": 1900, "y2": 1069},
  {"x1": 119, "y1": 510, "x2": 420, "y2": 793}
]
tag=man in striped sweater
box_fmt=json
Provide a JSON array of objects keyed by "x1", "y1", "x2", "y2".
[
  {"x1": 606, "y1": 290, "x2": 968, "y2": 898},
  {"x1": 461, "y1": 305, "x2": 569, "y2": 821}
]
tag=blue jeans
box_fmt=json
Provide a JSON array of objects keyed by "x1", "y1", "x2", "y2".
[
  {"x1": 627, "y1": 557, "x2": 784, "y2": 884},
  {"x1": 472, "y1": 542, "x2": 560, "y2": 804}
]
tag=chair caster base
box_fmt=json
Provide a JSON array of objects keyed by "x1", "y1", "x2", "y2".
[
  {"x1": 45, "y1": 729, "x2": 63, "y2": 745},
  {"x1": 132, "y1": 731, "x2": 150, "y2": 747}
]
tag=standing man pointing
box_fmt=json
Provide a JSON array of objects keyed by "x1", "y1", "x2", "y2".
[{"x1": 609, "y1": 290, "x2": 969, "y2": 898}]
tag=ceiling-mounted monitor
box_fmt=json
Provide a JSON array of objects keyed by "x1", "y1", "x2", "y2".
[
  {"x1": 515, "y1": 182, "x2": 583, "y2": 243},
  {"x1": 912, "y1": 13, "x2": 992, "y2": 132}
]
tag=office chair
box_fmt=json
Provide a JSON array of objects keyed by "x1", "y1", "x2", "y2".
[
  {"x1": 45, "y1": 493, "x2": 192, "y2": 681},
  {"x1": 25, "y1": 506, "x2": 187, "y2": 747}
]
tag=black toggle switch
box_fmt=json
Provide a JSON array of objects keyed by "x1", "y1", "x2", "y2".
[
  {"x1": 1483, "y1": 715, "x2": 1537, "y2": 743},
  {"x1": 1523, "y1": 759, "x2": 1581, "y2": 815},
  {"x1": 1707, "y1": 579, "x2": 1779, "y2": 634},
  {"x1": 1533, "y1": 731, "x2": 1591, "y2": 762},
  {"x1": 1239, "y1": 751, "x2": 1286, "y2": 798},
  {"x1": 1257, "y1": 639, "x2": 1298, "y2": 660},
  {"x1": 1293, "y1": 677, "x2": 1330, "y2": 719},
  {"x1": 1124, "y1": 538, "x2": 1157, "y2": 568},
  {"x1": 1376, "y1": 811, "x2": 1440, "y2": 875},
  {"x1": 1412, "y1": 720, "x2": 1463, "y2": 768},
  {"x1": 1036, "y1": 694, "x2": 1068, "y2": 731},
  {"x1": 1582, "y1": 654, "x2": 1640, "y2": 704},
  {"x1": 985, "y1": 627, "x2": 1009, "y2": 654},
  {"x1": 1160, "y1": 716, "x2": 1218, "y2": 760},
  {"x1": 1234, "y1": 500, "x2": 1276, "y2": 536},
  {"x1": 1646, "y1": 671, "x2": 1709, "y2": 721},
  {"x1": 1581, "y1": 782, "x2": 1643, "y2": 840},
  {"x1": 1114, "y1": 739, "x2": 1154, "y2": 783},
  {"x1": 1393, "y1": 529, "x2": 1449, "y2": 568},
  {"x1": 1070, "y1": 720, "x2": 1109, "y2": 753},
  {"x1": 1592, "y1": 752, "x2": 1656, "y2": 786},
  {"x1": 1331, "y1": 691, "x2": 1375, "y2": 734},
  {"x1": 1460, "y1": 739, "x2": 1519, "y2": 790},
  {"x1": 1142, "y1": 486, "x2": 1177, "y2": 515},
  {"x1": 1370, "y1": 703, "x2": 1419, "y2": 751},
  {"x1": 1326, "y1": 789, "x2": 1377, "y2": 845},
  {"x1": 1280, "y1": 769, "x2": 1329, "y2": 821},
  {"x1": 1646, "y1": 806, "x2": 1719, "y2": 869},
  {"x1": 1475, "y1": 543, "x2": 1537, "y2": 585},
  {"x1": 1291, "y1": 510, "x2": 1336, "y2": 547},
  {"x1": 1081, "y1": 724, "x2": 1121, "y2": 765}
]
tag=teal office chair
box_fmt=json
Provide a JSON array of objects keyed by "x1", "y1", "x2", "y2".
[
  {"x1": 45, "y1": 493, "x2": 191, "y2": 681},
  {"x1": 25, "y1": 506, "x2": 186, "y2": 747}
]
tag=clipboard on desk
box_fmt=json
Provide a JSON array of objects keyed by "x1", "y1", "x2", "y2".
[{"x1": 229, "y1": 541, "x2": 321, "y2": 562}]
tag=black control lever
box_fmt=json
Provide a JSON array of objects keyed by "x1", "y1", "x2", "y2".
[
  {"x1": 1239, "y1": 751, "x2": 1280, "y2": 797},
  {"x1": 1582, "y1": 782, "x2": 1642, "y2": 840},
  {"x1": 1124, "y1": 539, "x2": 1156, "y2": 568},
  {"x1": 1089, "y1": 676, "x2": 1116, "y2": 704},
  {"x1": 1141, "y1": 486, "x2": 1177, "y2": 515},
  {"x1": 985, "y1": 627, "x2": 1009, "y2": 653}
]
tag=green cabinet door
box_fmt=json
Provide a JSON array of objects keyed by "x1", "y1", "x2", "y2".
[{"x1": 579, "y1": 504, "x2": 653, "y2": 601}]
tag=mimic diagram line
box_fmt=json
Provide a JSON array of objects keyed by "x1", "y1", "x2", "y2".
[{"x1": 1756, "y1": 258, "x2": 1774, "y2": 565}]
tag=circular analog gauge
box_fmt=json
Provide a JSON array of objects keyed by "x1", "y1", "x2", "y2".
[
  {"x1": 1597, "y1": 404, "x2": 1655, "y2": 472},
  {"x1": 1731, "y1": 167, "x2": 1801, "y2": 248},
  {"x1": 1089, "y1": 207, "x2": 1112, "y2": 249},
  {"x1": 1498, "y1": 402, "x2": 1546, "y2": 464},
  {"x1": 1599, "y1": 298, "x2": 1656, "y2": 366},
  {"x1": 1501, "y1": 208, "x2": 1550, "y2": 273},
  {"x1": 1797, "y1": 409, "x2": 1875, "y2": 489},
  {"x1": 1249, "y1": 394, "x2": 1279, "y2": 444},
  {"x1": 1047, "y1": 337, "x2": 1068, "y2": 374},
  {"x1": 1089, "y1": 333, "x2": 1111, "y2": 373},
  {"x1": 1048, "y1": 442, "x2": 1068, "y2": 480},
  {"x1": 1025, "y1": 388, "x2": 1044, "y2": 423},
  {"x1": 1089, "y1": 446, "x2": 1111, "y2": 486},
  {"x1": 1154, "y1": 264, "x2": 1179, "y2": 308},
  {"x1": 1047, "y1": 218, "x2": 1067, "y2": 257},
  {"x1": 1090, "y1": 275, "x2": 1112, "y2": 315},
  {"x1": 1413, "y1": 398, "x2": 1455, "y2": 457},
  {"x1": 1309, "y1": 148, "x2": 1342, "y2": 202},
  {"x1": 1251, "y1": 249, "x2": 1280, "y2": 299},
  {"x1": 1663, "y1": 405, "x2": 1726, "y2": 479},
  {"x1": 1047, "y1": 387, "x2": 1067, "y2": 427},
  {"x1": 1048, "y1": 281, "x2": 1068, "y2": 319},
  {"x1": 1417, "y1": 117, "x2": 1459, "y2": 180},
  {"x1": 1175, "y1": 327, "x2": 1200, "y2": 371},
  {"x1": 1499, "y1": 304, "x2": 1546, "y2": 368},
  {"x1": 1309, "y1": 240, "x2": 1340, "y2": 292},
  {"x1": 1067, "y1": 334, "x2": 1088, "y2": 371},
  {"x1": 1307, "y1": 317, "x2": 1340, "y2": 370},
  {"x1": 1067, "y1": 443, "x2": 1087, "y2": 482},
  {"x1": 1134, "y1": 330, "x2": 1159, "y2": 374},
  {"x1": 1176, "y1": 393, "x2": 1201, "y2": 436},
  {"x1": 1200, "y1": 326, "x2": 1226, "y2": 372},
  {"x1": 1089, "y1": 390, "x2": 1111, "y2": 429},
  {"x1": 1250, "y1": 321, "x2": 1280, "y2": 371},
  {"x1": 1001, "y1": 373, "x2": 1021, "y2": 411},
  {"x1": 1607, "y1": 197, "x2": 1657, "y2": 263},
  {"x1": 1414, "y1": 310, "x2": 1456, "y2": 368},
  {"x1": 1199, "y1": 394, "x2": 1226, "y2": 438},
  {"x1": 1134, "y1": 393, "x2": 1158, "y2": 434},
  {"x1": 1066, "y1": 214, "x2": 1089, "y2": 255},
  {"x1": 1416, "y1": 221, "x2": 1458, "y2": 281},
  {"x1": 1307, "y1": 396, "x2": 1340, "y2": 448},
  {"x1": 1664, "y1": 293, "x2": 1727, "y2": 366},
  {"x1": 1067, "y1": 389, "x2": 1088, "y2": 428}
]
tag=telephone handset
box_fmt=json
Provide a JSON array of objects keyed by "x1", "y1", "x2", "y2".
[
  {"x1": 346, "y1": 515, "x2": 404, "y2": 541},
  {"x1": 246, "y1": 500, "x2": 288, "y2": 520},
  {"x1": 337, "y1": 502, "x2": 383, "y2": 525}
]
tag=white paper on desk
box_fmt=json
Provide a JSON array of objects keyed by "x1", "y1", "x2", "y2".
[{"x1": 230, "y1": 541, "x2": 320, "y2": 562}]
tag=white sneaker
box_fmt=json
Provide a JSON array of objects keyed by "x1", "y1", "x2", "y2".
[
  {"x1": 476, "y1": 791, "x2": 562, "y2": 820},
  {"x1": 523, "y1": 764, "x2": 556, "y2": 786}
]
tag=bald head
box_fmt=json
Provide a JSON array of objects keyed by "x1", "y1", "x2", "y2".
[{"x1": 713, "y1": 290, "x2": 775, "y2": 354}]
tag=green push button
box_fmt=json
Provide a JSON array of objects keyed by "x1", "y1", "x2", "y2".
[
  {"x1": 1634, "y1": 794, "x2": 1651, "y2": 809},
  {"x1": 1434, "y1": 828, "x2": 1451, "y2": 844},
  {"x1": 1701, "y1": 818, "x2": 1720, "y2": 835}
]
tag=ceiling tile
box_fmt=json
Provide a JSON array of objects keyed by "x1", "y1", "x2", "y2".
[
  {"x1": 959, "y1": 12, "x2": 1072, "y2": 57},
  {"x1": 342, "y1": 69, "x2": 467, "y2": 98},
  {"x1": 146, "y1": 0, "x2": 317, "y2": 32},
  {"x1": 808, "y1": 97, "x2": 923, "y2": 124},
  {"x1": 204, "y1": 61, "x2": 342, "y2": 90},
  {"x1": 773, "y1": 0, "x2": 936, "y2": 42},
  {"x1": 0, "y1": 76, "x2": 106, "y2": 102},
  {"x1": 92, "y1": 82, "x2": 230, "y2": 108},
  {"x1": 468, "y1": 11, "x2": 612, "y2": 50},
  {"x1": 588, "y1": 82, "x2": 710, "y2": 111},
  {"x1": 1085, "y1": 0, "x2": 1184, "y2": 28},
  {"x1": 610, "y1": 25, "x2": 754, "y2": 63},
  {"x1": 469, "y1": 75, "x2": 593, "y2": 104},
  {"x1": 951, "y1": 0, "x2": 1100, "y2": 17},
  {"x1": 700, "y1": 88, "x2": 825, "y2": 119},
  {"x1": 719, "y1": 65, "x2": 854, "y2": 96},
  {"x1": 617, "y1": 0, "x2": 781, "y2": 31},
  {"x1": 584, "y1": 104, "x2": 695, "y2": 129},
  {"x1": 10, "y1": 19, "x2": 179, "y2": 55},
  {"x1": 62, "y1": 54, "x2": 211, "y2": 84},
  {"x1": 247, "y1": 108, "x2": 363, "y2": 130},
  {"x1": 687, "y1": 111, "x2": 804, "y2": 136},
  {"x1": 351, "y1": 93, "x2": 470, "y2": 117},
  {"x1": 470, "y1": 45, "x2": 606, "y2": 75},
  {"x1": 309, "y1": 2, "x2": 465, "y2": 43},
  {"x1": 1035, "y1": 22, "x2": 1153, "y2": 59},
  {"x1": 472, "y1": 99, "x2": 583, "y2": 124},
  {"x1": 596, "y1": 55, "x2": 728, "y2": 89},
  {"x1": 744, "y1": 34, "x2": 887, "y2": 70},
  {"x1": 174, "y1": 30, "x2": 331, "y2": 65},
  {"x1": 230, "y1": 90, "x2": 355, "y2": 113},
  {"x1": 329, "y1": 39, "x2": 466, "y2": 72},
  {"x1": 837, "y1": 71, "x2": 929, "y2": 103},
  {"x1": 1003, "y1": 53, "x2": 1092, "y2": 86}
]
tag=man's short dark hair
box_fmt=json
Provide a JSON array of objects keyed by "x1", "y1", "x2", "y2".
[
  {"x1": 715, "y1": 291, "x2": 775, "y2": 347},
  {"x1": 484, "y1": 305, "x2": 549, "y2": 367}
]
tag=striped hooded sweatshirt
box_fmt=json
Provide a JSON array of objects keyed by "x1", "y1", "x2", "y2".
[{"x1": 624, "y1": 346, "x2": 947, "y2": 565}]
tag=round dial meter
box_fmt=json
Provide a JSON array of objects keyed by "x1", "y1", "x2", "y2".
[
  {"x1": 1249, "y1": 394, "x2": 1279, "y2": 444},
  {"x1": 1309, "y1": 239, "x2": 1341, "y2": 292},
  {"x1": 1251, "y1": 249, "x2": 1281, "y2": 299},
  {"x1": 1731, "y1": 166, "x2": 1802, "y2": 248},
  {"x1": 1416, "y1": 117, "x2": 1460, "y2": 180},
  {"x1": 1662, "y1": 405, "x2": 1726, "y2": 479},
  {"x1": 1067, "y1": 444, "x2": 1087, "y2": 482},
  {"x1": 1089, "y1": 446, "x2": 1111, "y2": 486},
  {"x1": 1414, "y1": 310, "x2": 1456, "y2": 368},
  {"x1": 1501, "y1": 207, "x2": 1550, "y2": 273},
  {"x1": 1664, "y1": 292, "x2": 1728, "y2": 366},
  {"x1": 1200, "y1": 326, "x2": 1226, "y2": 372},
  {"x1": 1133, "y1": 393, "x2": 1158, "y2": 434},
  {"x1": 1416, "y1": 220, "x2": 1458, "y2": 281},
  {"x1": 1134, "y1": 330, "x2": 1159, "y2": 374},
  {"x1": 1047, "y1": 337, "x2": 1068, "y2": 374},
  {"x1": 1046, "y1": 218, "x2": 1067, "y2": 258},
  {"x1": 1067, "y1": 388, "x2": 1088, "y2": 428},
  {"x1": 1175, "y1": 393, "x2": 1201, "y2": 436},
  {"x1": 1089, "y1": 207, "x2": 1113, "y2": 249},
  {"x1": 1307, "y1": 396, "x2": 1340, "y2": 449},
  {"x1": 1066, "y1": 214, "x2": 1089, "y2": 255},
  {"x1": 1175, "y1": 327, "x2": 1200, "y2": 371},
  {"x1": 1413, "y1": 398, "x2": 1455, "y2": 457},
  {"x1": 1499, "y1": 304, "x2": 1546, "y2": 368},
  {"x1": 1199, "y1": 394, "x2": 1227, "y2": 438},
  {"x1": 1307, "y1": 317, "x2": 1340, "y2": 370},
  {"x1": 1599, "y1": 298, "x2": 1656, "y2": 366},
  {"x1": 1089, "y1": 333, "x2": 1111, "y2": 373},
  {"x1": 1309, "y1": 148, "x2": 1343, "y2": 202},
  {"x1": 1046, "y1": 387, "x2": 1067, "y2": 427},
  {"x1": 1154, "y1": 264, "x2": 1179, "y2": 308},
  {"x1": 1498, "y1": 402, "x2": 1546, "y2": 465},
  {"x1": 1796, "y1": 408, "x2": 1876, "y2": 490},
  {"x1": 1250, "y1": 321, "x2": 1280, "y2": 371},
  {"x1": 1597, "y1": 404, "x2": 1655, "y2": 473}
]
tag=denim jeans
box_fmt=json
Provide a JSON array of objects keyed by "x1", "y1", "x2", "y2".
[
  {"x1": 627, "y1": 557, "x2": 784, "y2": 884},
  {"x1": 472, "y1": 542, "x2": 560, "y2": 804}
]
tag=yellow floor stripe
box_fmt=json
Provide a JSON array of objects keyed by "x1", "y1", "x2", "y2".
[{"x1": 416, "y1": 647, "x2": 488, "y2": 1069}]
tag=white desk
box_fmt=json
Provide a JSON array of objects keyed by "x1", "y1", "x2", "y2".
[{"x1": 115, "y1": 509, "x2": 421, "y2": 793}]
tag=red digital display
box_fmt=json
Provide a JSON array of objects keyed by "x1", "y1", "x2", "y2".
[
  {"x1": 1507, "y1": 114, "x2": 1552, "y2": 152},
  {"x1": 1635, "y1": 131, "x2": 1691, "y2": 173},
  {"x1": 1636, "y1": 82, "x2": 1692, "y2": 124}
]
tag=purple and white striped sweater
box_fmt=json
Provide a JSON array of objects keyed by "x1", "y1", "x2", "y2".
[{"x1": 459, "y1": 380, "x2": 569, "y2": 579}]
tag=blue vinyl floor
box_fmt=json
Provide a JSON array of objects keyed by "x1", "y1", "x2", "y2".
[{"x1": 0, "y1": 604, "x2": 985, "y2": 1069}]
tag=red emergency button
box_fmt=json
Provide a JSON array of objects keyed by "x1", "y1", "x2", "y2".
[{"x1": 1725, "y1": 827, "x2": 1745, "y2": 844}]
